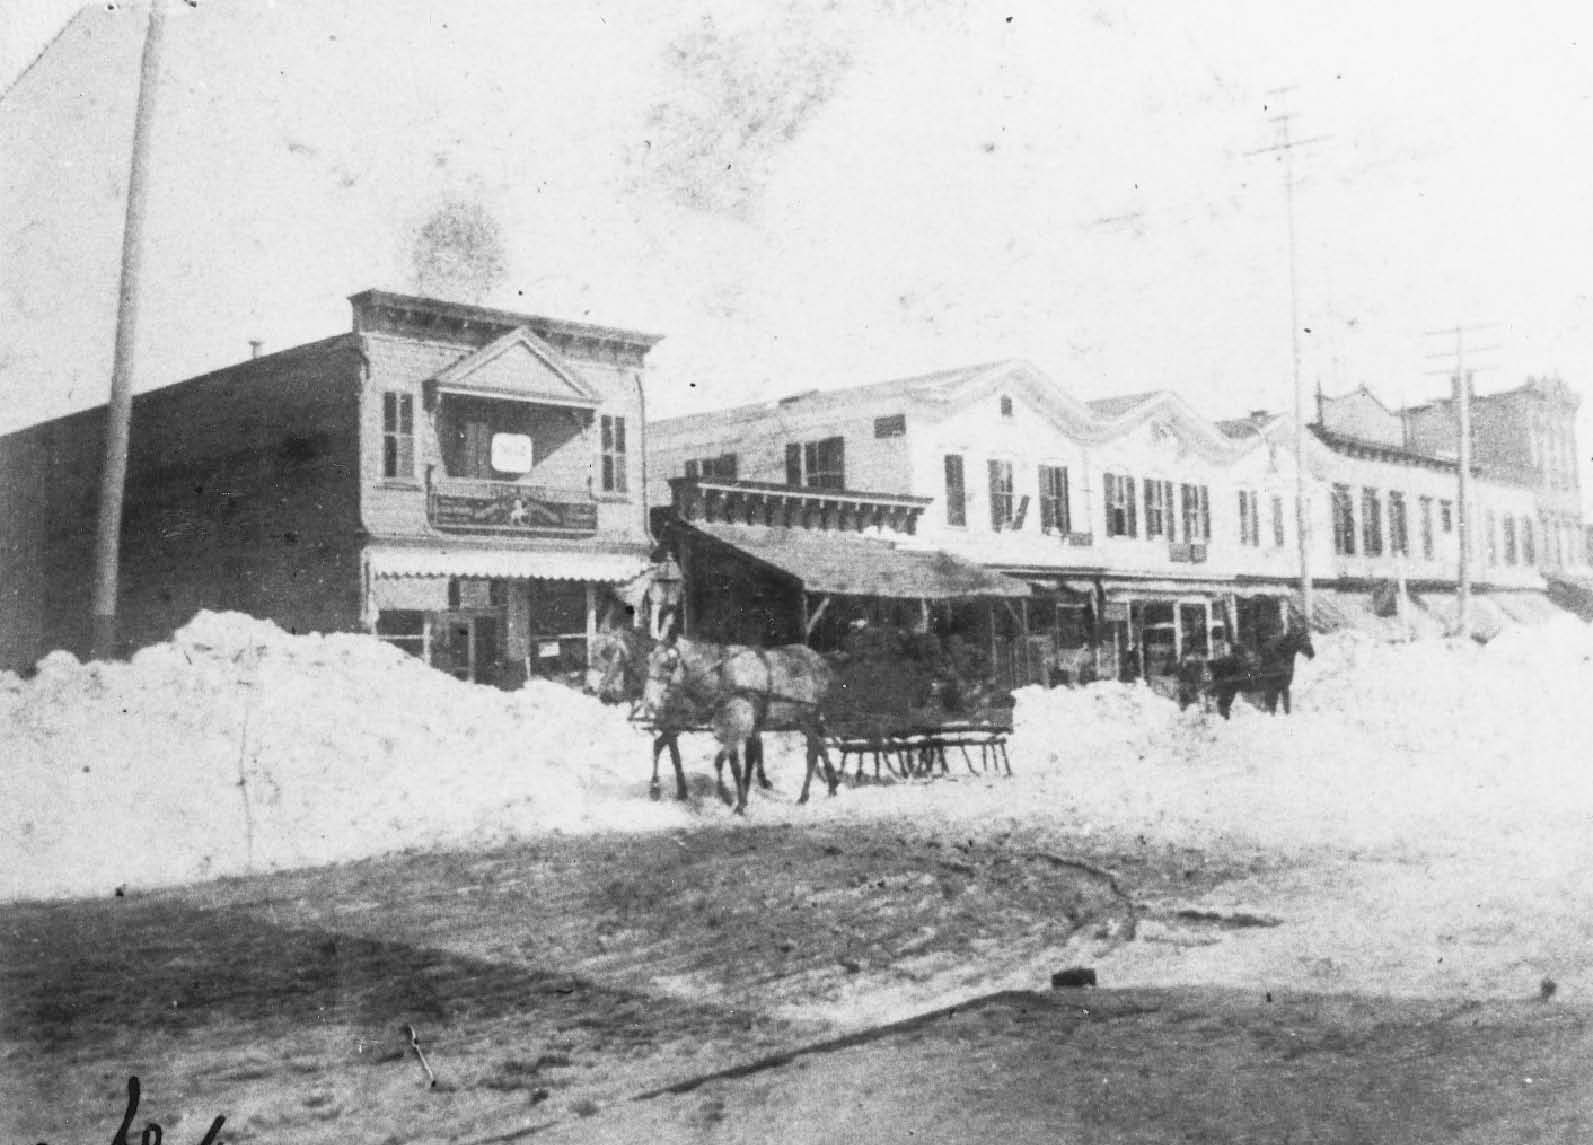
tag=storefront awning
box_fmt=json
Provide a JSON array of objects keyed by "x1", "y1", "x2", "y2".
[
  {"x1": 1104, "y1": 578, "x2": 1243, "y2": 601},
  {"x1": 1025, "y1": 578, "x2": 1096, "y2": 601},
  {"x1": 367, "y1": 545, "x2": 649, "y2": 583},
  {"x1": 690, "y1": 523, "x2": 1028, "y2": 600}
]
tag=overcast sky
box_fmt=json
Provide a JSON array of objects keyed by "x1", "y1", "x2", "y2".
[{"x1": 3, "y1": 0, "x2": 1592, "y2": 498}]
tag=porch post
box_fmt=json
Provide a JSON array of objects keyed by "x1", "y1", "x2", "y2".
[
  {"x1": 679, "y1": 536, "x2": 693, "y2": 637},
  {"x1": 989, "y1": 601, "x2": 999, "y2": 685},
  {"x1": 585, "y1": 583, "x2": 598, "y2": 668}
]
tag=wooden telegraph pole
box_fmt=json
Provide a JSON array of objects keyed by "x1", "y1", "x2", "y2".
[
  {"x1": 1247, "y1": 89, "x2": 1328, "y2": 625},
  {"x1": 90, "y1": 0, "x2": 171, "y2": 660},
  {"x1": 1425, "y1": 324, "x2": 1499, "y2": 640}
]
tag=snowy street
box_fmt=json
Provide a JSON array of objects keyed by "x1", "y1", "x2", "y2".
[{"x1": 4, "y1": 611, "x2": 1593, "y2": 1140}]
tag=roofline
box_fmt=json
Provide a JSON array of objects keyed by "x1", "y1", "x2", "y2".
[
  {"x1": 1310, "y1": 425, "x2": 1460, "y2": 472},
  {"x1": 654, "y1": 366, "x2": 1258, "y2": 462},
  {"x1": 650, "y1": 359, "x2": 1024, "y2": 432},
  {"x1": 0, "y1": 333, "x2": 360, "y2": 443},
  {"x1": 348, "y1": 289, "x2": 666, "y2": 350}
]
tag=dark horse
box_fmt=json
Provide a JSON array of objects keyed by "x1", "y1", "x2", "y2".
[{"x1": 1207, "y1": 625, "x2": 1315, "y2": 718}]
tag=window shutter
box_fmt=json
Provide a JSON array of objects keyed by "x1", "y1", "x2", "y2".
[
  {"x1": 1126, "y1": 476, "x2": 1137, "y2": 537},
  {"x1": 988, "y1": 459, "x2": 1004, "y2": 530},
  {"x1": 785, "y1": 443, "x2": 802, "y2": 486}
]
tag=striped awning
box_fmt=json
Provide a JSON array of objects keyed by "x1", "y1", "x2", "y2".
[{"x1": 366, "y1": 544, "x2": 648, "y2": 583}]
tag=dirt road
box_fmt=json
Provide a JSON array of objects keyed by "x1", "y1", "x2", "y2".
[{"x1": 4, "y1": 816, "x2": 1584, "y2": 1143}]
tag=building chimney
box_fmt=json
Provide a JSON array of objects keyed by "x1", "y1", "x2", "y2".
[
  {"x1": 248, "y1": 339, "x2": 264, "y2": 359},
  {"x1": 1249, "y1": 409, "x2": 1269, "y2": 421}
]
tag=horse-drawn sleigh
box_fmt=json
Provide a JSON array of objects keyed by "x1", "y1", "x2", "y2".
[{"x1": 591, "y1": 624, "x2": 1015, "y2": 814}]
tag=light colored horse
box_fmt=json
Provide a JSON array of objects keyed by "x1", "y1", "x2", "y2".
[
  {"x1": 588, "y1": 627, "x2": 770, "y2": 802},
  {"x1": 642, "y1": 635, "x2": 838, "y2": 813}
]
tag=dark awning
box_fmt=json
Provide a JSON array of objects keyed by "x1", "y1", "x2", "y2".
[{"x1": 688, "y1": 523, "x2": 1029, "y2": 600}]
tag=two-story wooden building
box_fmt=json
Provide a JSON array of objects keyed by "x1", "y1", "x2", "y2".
[
  {"x1": 0, "y1": 290, "x2": 662, "y2": 682},
  {"x1": 649, "y1": 360, "x2": 1305, "y2": 681},
  {"x1": 650, "y1": 359, "x2": 1570, "y2": 683}
]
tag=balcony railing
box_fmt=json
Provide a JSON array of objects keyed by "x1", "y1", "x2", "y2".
[{"x1": 426, "y1": 473, "x2": 598, "y2": 535}]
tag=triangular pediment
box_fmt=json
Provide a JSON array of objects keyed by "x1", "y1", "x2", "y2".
[{"x1": 428, "y1": 327, "x2": 602, "y2": 407}]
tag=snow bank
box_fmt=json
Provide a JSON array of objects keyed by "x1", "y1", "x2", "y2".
[
  {"x1": 1010, "y1": 615, "x2": 1593, "y2": 855},
  {"x1": 6, "y1": 608, "x2": 1592, "y2": 907},
  {"x1": 1, "y1": 612, "x2": 685, "y2": 901}
]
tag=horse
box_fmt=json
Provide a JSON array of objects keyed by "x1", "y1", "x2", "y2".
[
  {"x1": 1206, "y1": 645, "x2": 1259, "y2": 720},
  {"x1": 642, "y1": 635, "x2": 839, "y2": 814},
  {"x1": 1205, "y1": 625, "x2": 1314, "y2": 719},
  {"x1": 588, "y1": 626, "x2": 770, "y2": 802},
  {"x1": 1256, "y1": 625, "x2": 1315, "y2": 714}
]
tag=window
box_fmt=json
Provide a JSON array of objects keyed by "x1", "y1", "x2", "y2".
[
  {"x1": 1104, "y1": 473, "x2": 1137, "y2": 538},
  {"x1": 873, "y1": 413, "x2": 907, "y2": 438},
  {"x1": 382, "y1": 392, "x2": 415, "y2": 479},
  {"x1": 1237, "y1": 490, "x2": 1260, "y2": 547},
  {"x1": 1000, "y1": 395, "x2": 1014, "y2": 418},
  {"x1": 1271, "y1": 494, "x2": 1286, "y2": 548},
  {"x1": 685, "y1": 454, "x2": 738, "y2": 481},
  {"x1": 1389, "y1": 491, "x2": 1409, "y2": 557},
  {"x1": 1523, "y1": 517, "x2": 1535, "y2": 565},
  {"x1": 944, "y1": 455, "x2": 967, "y2": 527},
  {"x1": 1503, "y1": 515, "x2": 1517, "y2": 565},
  {"x1": 1332, "y1": 484, "x2": 1356, "y2": 555},
  {"x1": 1419, "y1": 496, "x2": 1435, "y2": 560},
  {"x1": 1440, "y1": 500, "x2": 1454, "y2": 534},
  {"x1": 1143, "y1": 479, "x2": 1172, "y2": 539},
  {"x1": 988, "y1": 459, "x2": 1015, "y2": 530},
  {"x1": 786, "y1": 436, "x2": 846, "y2": 489},
  {"x1": 600, "y1": 415, "x2": 627, "y2": 493},
  {"x1": 376, "y1": 610, "x2": 424, "y2": 658},
  {"x1": 1039, "y1": 465, "x2": 1070, "y2": 534},
  {"x1": 1180, "y1": 483, "x2": 1210, "y2": 543},
  {"x1": 1361, "y1": 488, "x2": 1384, "y2": 556}
]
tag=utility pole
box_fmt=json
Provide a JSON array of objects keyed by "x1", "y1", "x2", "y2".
[
  {"x1": 90, "y1": 0, "x2": 170, "y2": 660},
  {"x1": 1246, "y1": 89, "x2": 1328, "y2": 625},
  {"x1": 1425, "y1": 324, "x2": 1499, "y2": 641}
]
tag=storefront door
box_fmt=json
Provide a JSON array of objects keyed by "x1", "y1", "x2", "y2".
[{"x1": 432, "y1": 614, "x2": 502, "y2": 685}]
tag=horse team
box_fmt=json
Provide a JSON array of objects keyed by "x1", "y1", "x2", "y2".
[{"x1": 595, "y1": 620, "x2": 1316, "y2": 815}]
